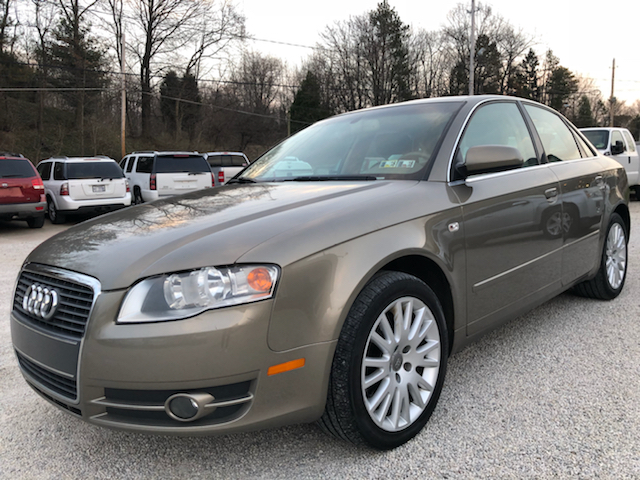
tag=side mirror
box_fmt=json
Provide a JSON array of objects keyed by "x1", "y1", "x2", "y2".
[
  {"x1": 611, "y1": 140, "x2": 625, "y2": 155},
  {"x1": 457, "y1": 145, "x2": 524, "y2": 178}
]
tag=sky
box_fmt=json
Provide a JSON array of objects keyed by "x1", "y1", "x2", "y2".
[{"x1": 239, "y1": 0, "x2": 640, "y2": 105}]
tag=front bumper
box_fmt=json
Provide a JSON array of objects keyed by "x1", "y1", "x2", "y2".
[{"x1": 11, "y1": 264, "x2": 335, "y2": 435}]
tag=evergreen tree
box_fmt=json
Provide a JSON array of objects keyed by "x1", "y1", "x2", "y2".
[
  {"x1": 547, "y1": 66, "x2": 578, "y2": 113},
  {"x1": 576, "y1": 95, "x2": 593, "y2": 127},
  {"x1": 160, "y1": 70, "x2": 201, "y2": 139},
  {"x1": 289, "y1": 71, "x2": 332, "y2": 134},
  {"x1": 48, "y1": 6, "x2": 107, "y2": 129}
]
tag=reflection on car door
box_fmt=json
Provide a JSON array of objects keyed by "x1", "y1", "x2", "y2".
[
  {"x1": 451, "y1": 101, "x2": 563, "y2": 337},
  {"x1": 524, "y1": 104, "x2": 604, "y2": 284}
]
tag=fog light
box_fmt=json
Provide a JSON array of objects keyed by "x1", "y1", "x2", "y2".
[{"x1": 165, "y1": 392, "x2": 215, "y2": 422}]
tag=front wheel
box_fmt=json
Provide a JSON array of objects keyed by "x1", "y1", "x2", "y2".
[
  {"x1": 319, "y1": 271, "x2": 448, "y2": 450},
  {"x1": 573, "y1": 212, "x2": 628, "y2": 300}
]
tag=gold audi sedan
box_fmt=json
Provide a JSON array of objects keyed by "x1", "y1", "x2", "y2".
[{"x1": 11, "y1": 96, "x2": 629, "y2": 450}]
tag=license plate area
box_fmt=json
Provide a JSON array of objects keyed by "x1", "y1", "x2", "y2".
[{"x1": 92, "y1": 185, "x2": 106, "y2": 193}]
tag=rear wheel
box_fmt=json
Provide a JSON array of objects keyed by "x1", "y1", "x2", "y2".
[
  {"x1": 133, "y1": 187, "x2": 144, "y2": 205},
  {"x1": 573, "y1": 212, "x2": 627, "y2": 299},
  {"x1": 47, "y1": 198, "x2": 65, "y2": 224},
  {"x1": 319, "y1": 271, "x2": 448, "y2": 450},
  {"x1": 26, "y1": 215, "x2": 45, "y2": 228}
]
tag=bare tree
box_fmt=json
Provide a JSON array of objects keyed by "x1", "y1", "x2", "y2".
[{"x1": 129, "y1": 0, "x2": 201, "y2": 137}]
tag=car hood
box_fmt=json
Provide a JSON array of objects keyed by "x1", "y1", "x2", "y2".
[{"x1": 26, "y1": 181, "x2": 428, "y2": 290}]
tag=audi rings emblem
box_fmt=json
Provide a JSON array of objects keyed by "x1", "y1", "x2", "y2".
[{"x1": 23, "y1": 284, "x2": 59, "y2": 320}]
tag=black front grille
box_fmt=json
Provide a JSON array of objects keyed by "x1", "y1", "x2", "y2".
[
  {"x1": 13, "y1": 269, "x2": 94, "y2": 340},
  {"x1": 16, "y1": 350, "x2": 77, "y2": 401}
]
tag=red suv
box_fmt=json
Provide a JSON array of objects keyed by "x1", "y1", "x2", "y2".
[{"x1": 0, "y1": 153, "x2": 47, "y2": 228}]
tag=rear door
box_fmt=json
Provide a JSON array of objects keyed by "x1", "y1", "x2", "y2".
[
  {"x1": 66, "y1": 161, "x2": 127, "y2": 201},
  {"x1": 523, "y1": 104, "x2": 605, "y2": 284},
  {"x1": 0, "y1": 159, "x2": 40, "y2": 204},
  {"x1": 453, "y1": 101, "x2": 563, "y2": 336},
  {"x1": 154, "y1": 154, "x2": 212, "y2": 195}
]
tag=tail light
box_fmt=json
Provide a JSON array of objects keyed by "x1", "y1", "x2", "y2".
[
  {"x1": 32, "y1": 178, "x2": 44, "y2": 190},
  {"x1": 126, "y1": 180, "x2": 130, "y2": 193},
  {"x1": 218, "y1": 171, "x2": 225, "y2": 185},
  {"x1": 60, "y1": 182, "x2": 69, "y2": 196},
  {"x1": 211, "y1": 173, "x2": 215, "y2": 187},
  {"x1": 150, "y1": 174, "x2": 156, "y2": 191}
]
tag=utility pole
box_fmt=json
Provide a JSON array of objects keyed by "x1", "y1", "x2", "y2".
[
  {"x1": 121, "y1": 33, "x2": 126, "y2": 158},
  {"x1": 469, "y1": 0, "x2": 476, "y2": 96},
  {"x1": 609, "y1": 58, "x2": 615, "y2": 127}
]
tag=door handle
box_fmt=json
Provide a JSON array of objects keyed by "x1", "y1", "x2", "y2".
[{"x1": 544, "y1": 187, "x2": 558, "y2": 199}]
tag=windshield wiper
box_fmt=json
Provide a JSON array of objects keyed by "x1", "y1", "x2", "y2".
[
  {"x1": 282, "y1": 175, "x2": 378, "y2": 182},
  {"x1": 227, "y1": 177, "x2": 257, "y2": 184}
]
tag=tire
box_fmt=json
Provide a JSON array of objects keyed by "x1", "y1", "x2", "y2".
[
  {"x1": 318, "y1": 271, "x2": 448, "y2": 450},
  {"x1": 26, "y1": 215, "x2": 45, "y2": 228},
  {"x1": 573, "y1": 212, "x2": 628, "y2": 300},
  {"x1": 47, "y1": 198, "x2": 66, "y2": 224},
  {"x1": 133, "y1": 187, "x2": 144, "y2": 205}
]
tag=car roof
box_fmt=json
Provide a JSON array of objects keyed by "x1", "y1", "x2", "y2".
[
  {"x1": 206, "y1": 152, "x2": 246, "y2": 156},
  {"x1": 43, "y1": 156, "x2": 117, "y2": 163}
]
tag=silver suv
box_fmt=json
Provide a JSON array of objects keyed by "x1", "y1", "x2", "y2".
[
  {"x1": 205, "y1": 152, "x2": 249, "y2": 185},
  {"x1": 120, "y1": 151, "x2": 213, "y2": 203},
  {"x1": 37, "y1": 156, "x2": 131, "y2": 224}
]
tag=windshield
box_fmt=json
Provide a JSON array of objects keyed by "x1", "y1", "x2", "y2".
[
  {"x1": 582, "y1": 130, "x2": 609, "y2": 150},
  {"x1": 239, "y1": 102, "x2": 462, "y2": 182},
  {"x1": 67, "y1": 162, "x2": 124, "y2": 179},
  {"x1": 155, "y1": 155, "x2": 209, "y2": 173},
  {"x1": 0, "y1": 159, "x2": 36, "y2": 178}
]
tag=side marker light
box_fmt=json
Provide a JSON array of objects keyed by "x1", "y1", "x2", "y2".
[{"x1": 267, "y1": 358, "x2": 306, "y2": 376}]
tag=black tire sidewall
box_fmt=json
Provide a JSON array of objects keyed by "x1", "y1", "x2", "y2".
[
  {"x1": 342, "y1": 272, "x2": 449, "y2": 450},
  {"x1": 599, "y1": 213, "x2": 628, "y2": 298}
]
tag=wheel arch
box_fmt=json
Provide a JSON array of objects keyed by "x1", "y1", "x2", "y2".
[
  {"x1": 614, "y1": 203, "x2": 630, "y2": 239},
  {"x1": 378, "y1": 255, "x2": 456, "y2": 354}
]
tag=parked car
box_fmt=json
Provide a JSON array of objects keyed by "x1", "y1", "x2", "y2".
[
  {"x1": 37, "y1": 156, "x2": 131, "y2": 224},
  {"x1": 120, "y1": 151, "x2": 213, "y2": 203},
  {"x1": 580, "y1": 127, "x2": 639, "y2": 194},
  {"x1": 0, "y1": 153, "x2": 46, "y2": 228},
  {"x1": 11, "y1": 96, "x2": 629, "y2": 450},
  {"x1": 205, "y1": 151, "x2": 249, "y2": 185}
]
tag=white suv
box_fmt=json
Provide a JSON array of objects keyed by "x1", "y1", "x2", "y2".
[
  {"x1": 205, "y1": 152, "x2": 249, "y2": 185},
  {"x1": 37, "y1": 156, "x2": 131, "y2": 224},
  {"x1": 120, "y1": 151, "x2": 213, "y2": 203}
]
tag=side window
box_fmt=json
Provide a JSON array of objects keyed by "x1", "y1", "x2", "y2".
[
  {"x1": 611, "y1": 130, "x2": 625, "y2": 152},
  {"x1": 119, "y1": 158, "x2": 127, "y2": 169},
  {"x1": 53, "y1": 162, "x2": 65, "y2": 180},
  {"x1": 37, "y1": 162, "x2": 52, "y2": 180},
  {"x1": 524, "y1": 105, "x2": 581, "y2": 162},
  {"x1": 136, "y1": 156, "x2": 153, "y2": 173},
  {"x1": 126, "y1": 156, "x2": 136, "y2": 173},
  {"x1": 458, "y1": 102, "x2": 537, "y2": 168},
  {"x1": 622, "y1": 131, "x2": 636, "y2": 153}
]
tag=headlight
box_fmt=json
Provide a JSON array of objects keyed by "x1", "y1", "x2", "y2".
[{"x1": 117, "y1": 265, "x2": 279, "y2": 323}]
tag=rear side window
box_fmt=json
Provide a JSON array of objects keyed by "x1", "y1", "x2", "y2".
[
  {"x1": 623, "y1": 131, "x2": 637, "y2": 153},
  {"x1": 66, "y1": 162, "x2": 124, "y2": 179},
  {"x1": 37, "y1": 162, "x2": 52, "y2": 180},
  {"x1": 53, "y1": 162, "x2": 66, "y2": 180},
  {"x1": 524, "y1": 105, "x2": 581, "y2": 162},
  {"x1": 126, "y1": 157, "x2": 136, "y2": 173},
  {"x1": 0, "y1": 159, "x2": 36, "y2": 178},
  {"x1": 136, "y1": 157, "x2": 153, "y2": 173},
  {"x1": 155, "y1": 155, "x2": 209, "y2": 173}
]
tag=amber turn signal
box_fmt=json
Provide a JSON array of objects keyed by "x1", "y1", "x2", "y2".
[
  {"x1": 267, "y1": 358, "x2": 306, "y2": 376},
  {"x1": 247, "y1": 267, "x2": 274, "y2": 292}
]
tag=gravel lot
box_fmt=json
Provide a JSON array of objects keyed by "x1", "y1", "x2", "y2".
[{"x1": 1, "y1": 207, "x2": 639, "y2": 479}]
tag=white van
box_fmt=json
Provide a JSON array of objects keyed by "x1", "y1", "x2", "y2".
[
  {"x1": 205, "y1": 152, "x2": 249, "y2": 185},
  {"x1": 120, "y1": 152, "x2": 213, "y2": 204},
  {"x1": 581, "y1": 127, "x2": 640, "y2": 191}
]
